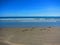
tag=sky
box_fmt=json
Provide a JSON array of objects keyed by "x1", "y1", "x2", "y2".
[{"x1": 0, "y1": 0, "x2": 60, "y2": 17}]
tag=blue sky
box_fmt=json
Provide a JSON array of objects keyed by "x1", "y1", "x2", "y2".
[{"x1": 0, "y1": 0, "x2": 60, "y2": 17}]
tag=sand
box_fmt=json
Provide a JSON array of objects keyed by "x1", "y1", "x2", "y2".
[{"x1": 0, "y1": 27, "x2": 60, "y2": 45}]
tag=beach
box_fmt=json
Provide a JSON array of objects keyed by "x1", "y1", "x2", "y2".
[{"x1": 0, "y1": 27, "x2": 60, "y2": 45}]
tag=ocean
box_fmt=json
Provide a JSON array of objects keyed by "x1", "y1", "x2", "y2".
[
  {"x1": 0, "y1": 18, "x2": 60, "y2": 28},
  {"x1": 0, "y1": 22, "x2": 60, "y2": 28}
]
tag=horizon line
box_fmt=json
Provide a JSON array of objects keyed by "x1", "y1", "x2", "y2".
[{"x1": 0, "y1": 16, "x2": 60, "y2": 18}]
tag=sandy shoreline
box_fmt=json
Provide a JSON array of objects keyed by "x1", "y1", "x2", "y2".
[{"x1": 0, "y1": 27, "x2": 60, "y2": 45}]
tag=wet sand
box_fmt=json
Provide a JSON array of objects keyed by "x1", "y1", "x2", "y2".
[{"x1": 0, "y1": 27, "x2": 60, "y2": 45}]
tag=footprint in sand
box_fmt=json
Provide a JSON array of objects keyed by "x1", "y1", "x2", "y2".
[{"x1": 22, "y1": 29, "x2": 29, "y2": 32}]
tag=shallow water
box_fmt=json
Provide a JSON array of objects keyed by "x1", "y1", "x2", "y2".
[{"x1": 0, "y1": 22, "x2": 60, "y2": 28}]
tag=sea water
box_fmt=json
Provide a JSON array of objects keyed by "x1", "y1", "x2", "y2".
[{"x1": 0, "y1": 18, "x2": 60, "y2": 28}]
